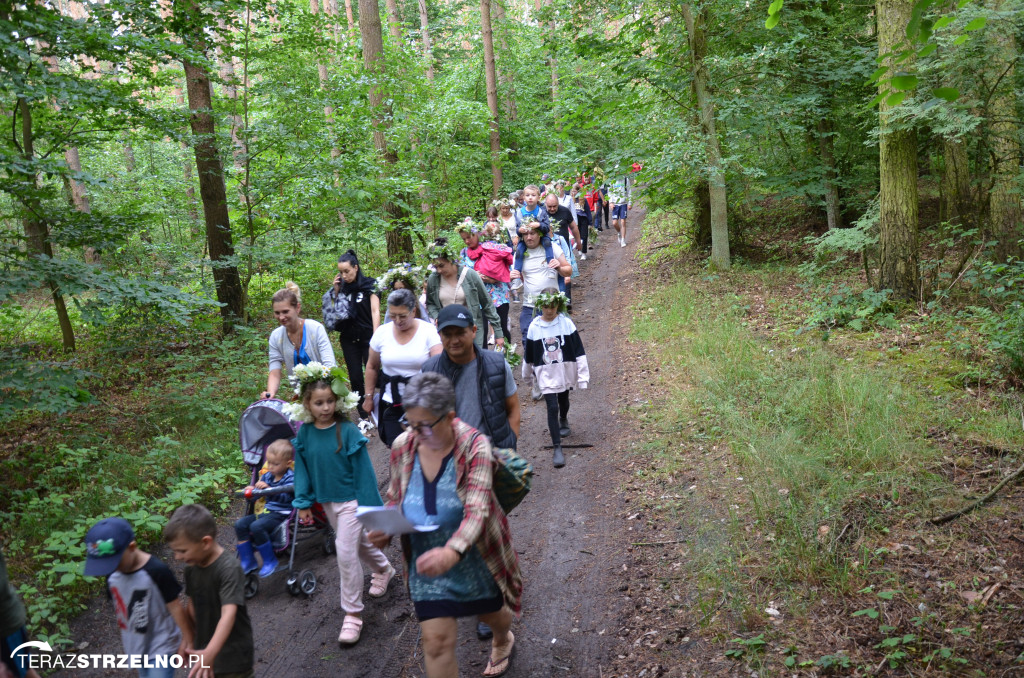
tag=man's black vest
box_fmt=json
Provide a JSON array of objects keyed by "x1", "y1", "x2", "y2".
[{"x1": 422, "y1": 347, "x2": 517, "y2": 450}]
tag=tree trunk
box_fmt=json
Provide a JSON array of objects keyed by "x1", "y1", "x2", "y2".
[
  {"x1": 693, "y1": 179, "x2": 712, "y2": 250},
  {"x1": 481, "y1": 0, "x2": 502, "y2": 199},
  {"x1": 384, "y1": 0, "x2": 403, "y2": 40},
  {"x1": 182, "y1": 52, "x2": 246, "y2": 330},
  {"x1": 682, "y1": 3, "x2": 730, "y2": 270},
  {"x1": 359, "y1": 0, "x2": 413, "y2": 260},
  {"x1": 988, "y1": 0, "x2": 1022, "y2": 262},
  {"x1": 344, "y1": 0, "x2": 355, "y2": 34},
  {"x1": 877, "y1": 0, "x2": 919, "y2": 299},
  {"x1": 817, "y1": 117, "x2": 842, "y2": 230},
  {"x1": 940, "y1": 137, "x2": 971, "y2": 226},
  {"x1": 18, "y1": 98, "x2": 76, "y2": 352},
  {"x1": 492, "y1": 1, "x2": 517, "y2": 124},
  {"x1": 417, "y1": 0, "x2": 434, "y2": 81}
]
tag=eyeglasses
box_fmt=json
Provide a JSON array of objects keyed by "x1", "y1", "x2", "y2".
[{"x1": 399, "y1": 412, "x2": 446, "y2": 437}]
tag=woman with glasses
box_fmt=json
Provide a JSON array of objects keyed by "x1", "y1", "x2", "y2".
[
  {"x1": 363, "y1": 289, "x2": 443, "y2": 447},
  {"x1": 367, "y1": 373, "x2": 521, "y2": 678}
]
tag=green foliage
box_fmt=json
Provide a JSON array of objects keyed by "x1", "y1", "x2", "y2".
[
  {"x1": 963, "y1": 259, "x2": 1024, "y2": 380},
  {"x1": 803, "y1": 285, "x2": 899, "y2": 333}
]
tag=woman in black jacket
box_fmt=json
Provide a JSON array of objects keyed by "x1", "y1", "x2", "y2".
[{"x1": 333, "y1": 250, "x2": 380, "y2": 428}]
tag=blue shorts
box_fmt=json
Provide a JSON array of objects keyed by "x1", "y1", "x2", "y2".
[
  {"x1": 2, "y1": 627, "x2": 31, "y2": 678},
  {"x1": 612, "y1": 204, "x2": 628, "y2": 220}
]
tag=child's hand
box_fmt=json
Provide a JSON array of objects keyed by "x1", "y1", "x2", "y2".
[
  {"x1": 298, "y1": 509, "x2": 314, "y2": 525},
  {"x1": 510, "y1": 269, "x2": 521, "y2": 280},
  {"x1": 254, "y1": 481, "x2": 269, "y2": 489}
]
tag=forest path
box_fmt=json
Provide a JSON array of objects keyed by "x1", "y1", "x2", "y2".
[{"x1": 57, "y1": 208, "x2": 645, "y2": 677}]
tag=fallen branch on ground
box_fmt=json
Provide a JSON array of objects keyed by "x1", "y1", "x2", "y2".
[{"x1": 930, "y1": 460, "x2": 1024, "y2": 525}]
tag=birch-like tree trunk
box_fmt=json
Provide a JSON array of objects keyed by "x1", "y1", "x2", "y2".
[
  {"x1": 682, "y1": 3, "x2": 730, "y2": 270},
  {"x1": 876, "y1": 0, "x2": 919, "y2": 299},
  {"x1": 492, "y1": 0, "x2": 517, "y2": 122}
]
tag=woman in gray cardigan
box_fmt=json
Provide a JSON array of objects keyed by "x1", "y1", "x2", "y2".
[{"x1": 425, "y1": 238, "x2": 505, "y2": 350}]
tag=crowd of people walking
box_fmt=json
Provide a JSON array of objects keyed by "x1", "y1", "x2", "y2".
[{"x1": 0, "y1": 169, "x2": 639, "y2": 678}]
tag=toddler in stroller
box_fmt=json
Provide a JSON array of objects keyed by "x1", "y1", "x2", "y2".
[
  {"x1": 235, "y1": 439, "x2": 294, "y2": 577},
  {"x1": 237, "y1": 398, "x2": 334, "y2": 599}
]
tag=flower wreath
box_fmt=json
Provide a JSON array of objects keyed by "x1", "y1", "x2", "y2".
[
  {"x1": 491, "y1": 198, "x2": 514, "y2": 211},
  {"x1": 426, "y1": 239, "x2": 459, "y2": 263},
  {"x1": 377, "y1": 263, "x2": 426, "y2": 296},
  {"x1": 282, "y1": 361, "x2": 360, "y2": 423},
  {"x1": 533, "y1": 289, "x2": 569, "y2": 313},
  {"x1": 456, "y1": 217, "x2": 483, "y2": 235},
  {"x1": 517, "y1": 215, "x2": 546, "y2": 237}
]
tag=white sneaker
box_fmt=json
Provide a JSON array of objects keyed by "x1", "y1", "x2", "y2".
[
  {"x1": 620, "y1": 238, "x2": 626, "y2": 248},
  {"x1": 580, "y1": 253, "x2": 587, "y2": 261}
]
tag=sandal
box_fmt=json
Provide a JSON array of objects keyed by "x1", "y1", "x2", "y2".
[
  {"x1": 368, "y1": 563, "x2": 396, "y2": 598},
  {"x1": 482, "y1": 631, "x2": 515, "y2": 677},
  {"x1": 338, "y1": 615, "x2": 363, "y2": 645}
]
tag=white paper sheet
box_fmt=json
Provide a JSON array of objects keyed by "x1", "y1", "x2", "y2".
[{"x1": 355, "y1": 506, "x2": 439, "y2": 535}]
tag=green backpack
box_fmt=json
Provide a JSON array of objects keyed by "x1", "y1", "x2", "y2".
[{"x1": 491, "y1": 446, "x2": 533, "y2": 514}]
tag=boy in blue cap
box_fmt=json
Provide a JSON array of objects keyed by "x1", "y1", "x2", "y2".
[{"x1": 84, "y1": 517, "x2": 189, "y2": 677}]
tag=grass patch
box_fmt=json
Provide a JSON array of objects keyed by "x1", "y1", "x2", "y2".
[{"x1": 622, "y1": 228, "x2": 1024, "y2": 672}]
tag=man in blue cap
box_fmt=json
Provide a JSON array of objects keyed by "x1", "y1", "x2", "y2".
[{"x1": 421, "y1": 305, "x2": 521, "y2": 641}]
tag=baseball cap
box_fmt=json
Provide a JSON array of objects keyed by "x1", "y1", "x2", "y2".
[
  {"x1": 84, "y1": 517, "x2": 135, "y2": 576},
  {"x1": 436, "y1": 305, "x2": 474, "y2": 331}
]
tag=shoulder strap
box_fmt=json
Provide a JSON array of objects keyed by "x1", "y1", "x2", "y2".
[{"x1": 456, "y1": 265, "x2": 469, "y2": 291}]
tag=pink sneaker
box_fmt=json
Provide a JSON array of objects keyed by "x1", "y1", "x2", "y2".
[{"x1": 338, "y1": 615, "x2": 363, "y2": 645}]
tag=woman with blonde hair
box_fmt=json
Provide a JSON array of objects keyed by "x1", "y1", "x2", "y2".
[{"x1": 262, "y1": 281, "x2": 336, "y2": 399}]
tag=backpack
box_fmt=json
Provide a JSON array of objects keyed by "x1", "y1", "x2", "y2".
[
  {"x1": 322, "y1": 287, "x2": 352, "y2": 331},
  {"x1": 491, "y1": 446, "x2": 533, "y2": 514}
]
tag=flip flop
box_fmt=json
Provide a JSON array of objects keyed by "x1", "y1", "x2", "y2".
[{"x1": 482, "y1": 631, "x2": 515, "y2": 677}]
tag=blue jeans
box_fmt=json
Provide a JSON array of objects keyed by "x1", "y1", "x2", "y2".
[
  {"x1": 234, "y1": 512, "x2": 289, "y2": 546},
  {"x1": 519, "y1": 306, "x2": 538, "y2": 343}
]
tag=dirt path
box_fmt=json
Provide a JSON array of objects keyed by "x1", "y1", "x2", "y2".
[{"x1": 58, "y1": 210, "x2": 646, "y2": 677}]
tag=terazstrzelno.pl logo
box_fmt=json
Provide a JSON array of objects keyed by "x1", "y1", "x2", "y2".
[{"x1": 12, "y1": 641, "x2": 211, "y2": 671}]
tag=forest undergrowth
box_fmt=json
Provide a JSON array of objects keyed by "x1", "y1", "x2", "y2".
[
  {"x1": 0, "y1": 297, "x2": 297, "y2": 645},
  {"x1": 615, "y1": 207, "x2": 1024, "y2": 676}
]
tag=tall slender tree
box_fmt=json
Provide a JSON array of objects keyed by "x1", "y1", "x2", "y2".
[
  {"x1": 358, "y1": 0, "x2": 413, "y2": 259},
  {"x1": 682, "y1": 3, "x2": 730, "y2": 270},
  {"x1": 876, "y1": 0, "x2": 919, "y2": 299},
  {"x1": 179, "y1": 7, "x2": 246, "y2": 329}
]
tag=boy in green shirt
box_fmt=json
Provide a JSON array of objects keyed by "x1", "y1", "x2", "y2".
[{"x1": 164, "y1": 505, "x2": 254, "y2": 678}]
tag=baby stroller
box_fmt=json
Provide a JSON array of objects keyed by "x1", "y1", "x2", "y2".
[{"x1": 237, "y1": 398, "x2": 334, "y2": 599}]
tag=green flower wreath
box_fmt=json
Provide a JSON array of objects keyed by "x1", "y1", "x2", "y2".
[
  {"x1": 426, "y1": 239, "x2": 459, "y2": 263},
  {"x1": 377, "y1": 263, "x2": 426, "y2": 296},
  {"x1": 534, "y1": 289, "x2": 569, "y2": 313}
]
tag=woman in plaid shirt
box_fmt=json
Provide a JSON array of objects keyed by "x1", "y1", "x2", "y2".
[{"x1": 368, "y1": 372, "x2": 521, "y2": 678}]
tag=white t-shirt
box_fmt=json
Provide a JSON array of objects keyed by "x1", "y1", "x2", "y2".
[
  {"x1": 369, "y1": 319, "x2": 441, "y2": 403},
  {"x1": 522, "y1": 240, "x2": 564, "y2": 307},
  {"x1": 502, "y1": 215, "x2": 518, "y2": 243}
]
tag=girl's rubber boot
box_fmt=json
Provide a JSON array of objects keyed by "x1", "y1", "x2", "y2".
[
  {"x1": 559, "y1": 418, "x2": 571, "y2": 438},
  {"x1": 237, "y1": 542, "x2": 258, "y2": 575},
  {"x1": 552, "y1": 446, "x2": 565, "y2": 468},
  {"x1": 255, "y1": 541, "x2": 280, "y2": 578}
]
